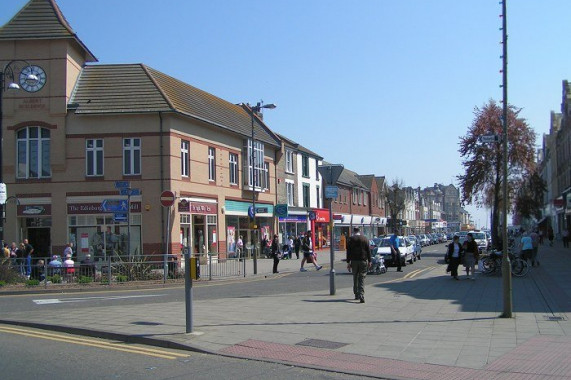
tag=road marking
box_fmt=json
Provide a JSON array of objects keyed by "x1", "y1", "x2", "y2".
[
  {"x1": 0, "y1": 325, "x2": 189, "y2": 360},
  {"x1": 32, "y1": 294, "x2": 165, "y2": 305},
  {"x1": 404, "y1": 266, "x2": 438, "y2": 279}
]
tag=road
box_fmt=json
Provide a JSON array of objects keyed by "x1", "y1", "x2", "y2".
[
  {"x1": 0, "y1": 243, "x2": 447, "y2": 314},
  {"x1": 0, "y1": 324, "x2": 370, "y2": 380}
]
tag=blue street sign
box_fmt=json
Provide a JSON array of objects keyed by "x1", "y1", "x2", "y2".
[
  {"x1": 114, "y1": 181, "x2": 130, "y2": 189},
  {"x1": 308, "y1": 211, "x2": 316, "y2": 221},
  {"x1": 324, "y1": 185, "x2": 338, "y2": 199},
  {"x1": 113, "y1": 212, "x2": 128, "y2": 222},
  {"x1": 248, "y1": 205, "x2": 254, "y2": 219},
  {"x1": 255, "y1": 207, "x2": 268, "y2": 214},
  {"x1": 120, "y1": 188, "x2": 140, "y2": 196},
  {"x1": 101, "y1": 199, "x2": 129, "y2": 212},
  {"x1": 275, "y1": 204, "x2": 288, "y2": 217}
]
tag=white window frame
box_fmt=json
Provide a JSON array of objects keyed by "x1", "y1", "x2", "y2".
[
  {"x1": 245, "y1": 139, "x2": 265, "y2": 191},
  {"x1": 286, "y1": 180, "x2": 295, "y2": 206},
  {"x1": 285, "y1": 149, "x2": 294, "y2": 173},
  {"x1": 123, "y1": 138, "x2": 141, "y2": 175},
  {"x1": 86, "y1": 138, "x2": 104, "y2": 177},
  {"x1": 181, "y1": 140, "x2": 189, "y2": 177},
  {"x1": 208, "y1": 147, "x2": 216, "y2": 181},
  {"x1": 229, "y1": 152, "x2": 238, "y2": 185},
  {"x1": 16, "y1": 126, "x2": 51, "y2": 179}
]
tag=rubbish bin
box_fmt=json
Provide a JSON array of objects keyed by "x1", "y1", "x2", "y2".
[{"x1": 190, "y1": 256, "x2": 200, "y2": 280}]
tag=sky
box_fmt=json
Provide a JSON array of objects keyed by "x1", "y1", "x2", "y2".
[{"x1": 3, "y1": 0, "x2": 570, "y2": 228}]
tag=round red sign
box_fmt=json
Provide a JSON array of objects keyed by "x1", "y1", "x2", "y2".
[{"x1": 160, "y1": 190, "x2": 176, "y2": 207}]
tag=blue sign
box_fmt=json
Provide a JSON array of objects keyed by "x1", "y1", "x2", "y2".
[
  {"x1": 114, "y1": 181, "x2": 130, "y2": 189},
  {"x1": 308, "y1": 211, "x2": 316, "y2": 221},
  {"x1": 113, "y1": 212, "x2": 128, "y2": 222},
  {"x1": 101, "y1": 199, "x2": 129, "y2": 212},
  {"x1": 120, "y1": 188, "x2": 141, "y2": 196},
  {"x1": 248, "y1": 205, "x2": 254, "y2": 219},
  {"x1": 324, "y1": 185, "x2": 338, "y2": 199},
  {"x1": 275, "y1": 204, "x2": 288, "y2": 217}
]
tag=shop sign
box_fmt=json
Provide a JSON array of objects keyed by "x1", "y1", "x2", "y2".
[
  {"x1": 278, "y1": 215, "x2": 307, "y2": 222},
  {"x1": 178, "y1": 199, "x2": 190, "y2": 212},
  {"x1": 67, "y1": 202, "x2": 141, "y2": 214},
  {"x1": 190, "y1": 202, "x2": 217, "y2": 214},
  {"x1": 554, "y1": 198, "x2": 565, "y2": 210},
  {"x1": 314, "y1": 209, "x2": 330, "y2": 223},
  {"x1": 18, "y1": 204, "x2": 51, "y2": 216},
  {"x1": 275, "y1": 204, "x2": 288, "y2": 217}
]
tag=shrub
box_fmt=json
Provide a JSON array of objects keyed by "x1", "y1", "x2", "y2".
[
  {"x1": 78, "y1": 276, "x2": 93, "y2": 284},
  {"x1": 0, "y1": 263, "x2": 24, "y2": 284},
  {"x1": 26, "y1": 279, "x2": 40, "y2": 286},
  {"x1": 116, "y1": 275, "x2": 128, "y2": 283},
  {"x1": 0, "y1": 280, "x2": 6, "y2": 287},
  {"x1": 47, "y1": 274, "x2": 62, "y2": 284}
]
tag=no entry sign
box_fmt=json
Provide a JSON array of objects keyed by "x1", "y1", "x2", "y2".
[{"x1": 160, "y1": 190, "x2": 176, "y2": 207}]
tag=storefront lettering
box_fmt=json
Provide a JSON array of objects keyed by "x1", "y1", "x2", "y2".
[{"x1": 68, "y1": 202, "x2": 141, "y2": 214}]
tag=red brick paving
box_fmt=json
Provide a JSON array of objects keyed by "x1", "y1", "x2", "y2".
[{"x1": 220, "y1": 337, "x2": 571, "y2": 379}]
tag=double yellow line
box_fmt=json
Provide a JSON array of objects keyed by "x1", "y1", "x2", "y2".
[
  {"x1": 403, "y1": 266, "x2": 438, "y2": 279},
  {"x1": 0, "y1": 325, "x2": 189, "y2": 360}
]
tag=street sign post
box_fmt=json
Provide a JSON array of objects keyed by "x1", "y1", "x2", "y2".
[
  {"x1": 160, "y1": 190, "x2": 176, "y2": 207},
  {"x1": 317, "y1": 164, "x2": 345, "y2": 296},
  {"x1": 114, "y1": 181, "x2": 130, "y2": 189},
  {"x1": 478, "y1": 134, "x2": 500, "y2": 143},
  {"x1": 120, "y1": 188, "x2": 140, "y2": 196}
]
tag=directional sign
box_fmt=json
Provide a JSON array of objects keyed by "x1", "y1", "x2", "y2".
[
  {"x1": 324, "y1": 185, "x2": 338, "y2": 199},
  {"x1": 160, "y1": 190, "x2": 176, "y2": 207},
  {"x1": 317, "y1": 164, "x2": 344, "y2": 185},
  {"x1": 101, "y1": 199, "x2": 129, "y2": 212},
  {"x1": 115, "y1": 181, "x2": 131, "y2": 189},
  {"x1": 478, "y1": 134, "x2": 500, "y2": 143},
  {"x1": 275, "y1": 204, "x2": 288, "y2": 217},
  {"x1": 113, "y1": 212, "x2": 128, "y2": 222},
  {"x1": 120, "y1": 188, "x2": 141, "y2": 196},
  {"x1": 255, "y1": 207, "x2": 268, "y2": 214}
]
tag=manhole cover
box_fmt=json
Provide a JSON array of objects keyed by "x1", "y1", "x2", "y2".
[
  {"x1": 296, "y1": 339, "x2": 348, "y2": 349},
  {"x1": 131, "y1": 321, "x2": 163, "y2": 326},
  {"x1": 544, "y1": 316, "x2": 566, "y2": 321}
]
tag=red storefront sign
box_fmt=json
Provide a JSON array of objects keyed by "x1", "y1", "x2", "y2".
[
  {"x1": 17, "y1": 204, "x2": 52, "y2": 216},
  {"x1": 313, "y1": 209, "x2": 330, "y2": 223}
]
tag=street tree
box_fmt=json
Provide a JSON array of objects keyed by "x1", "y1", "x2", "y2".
[
  {"x1": 514, "y1": 171, "x2": 546, "y2": 222},
  {"x1": 386, "y1": 179, "x2": 406, "y2": 233},
  {"x1": 457, "y1": 99, "x2": 536, "y2": 248}
]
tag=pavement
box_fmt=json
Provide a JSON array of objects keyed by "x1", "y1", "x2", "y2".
[{"x1": 2, "y1": 243, "x2": 571, "y2": 379}]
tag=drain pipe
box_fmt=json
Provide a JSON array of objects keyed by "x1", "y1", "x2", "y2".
[{"x1": 159, "y1": 112, "x2": 165, "y2": 254}]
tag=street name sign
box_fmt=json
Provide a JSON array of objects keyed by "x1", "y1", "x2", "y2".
[
  {"x1": 114, "y1": 181, "x2": 130, "y2": 189},
  {"x1": 101, "y1": 199, "x2": 129, "y2": 212}
]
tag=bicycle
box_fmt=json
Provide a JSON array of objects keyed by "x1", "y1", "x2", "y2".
[{"x1": 481, "y1": 249, "x2": 529, "y2": 277}]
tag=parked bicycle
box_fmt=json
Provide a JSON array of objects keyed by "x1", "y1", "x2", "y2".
[{"x1": 481, "y1": 249, "x2": 529, "y2": 277}]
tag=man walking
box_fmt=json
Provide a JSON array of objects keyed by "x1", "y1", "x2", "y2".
[
  {"x1": 389, "y1": 230, "x2": 402, "y2": 272},
  {"x1": 346, "y1": 227, "x2": 371, "y2": 303}
]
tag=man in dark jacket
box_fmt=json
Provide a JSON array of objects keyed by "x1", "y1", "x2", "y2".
[{"x1": 346, "y1": 227, "x2": 371, "y2": 303}]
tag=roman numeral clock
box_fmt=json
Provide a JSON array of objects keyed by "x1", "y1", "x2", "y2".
[{"x1": 19, "y1": 65, "x2": 46, "y2": 92}]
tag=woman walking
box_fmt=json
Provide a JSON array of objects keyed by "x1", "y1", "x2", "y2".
[
  {"x1": 446, "y1": 235, "x2": 463, "y2": 280},
  {"x1": 463, "y1": 233, "x2": 479, "y2": 280}
]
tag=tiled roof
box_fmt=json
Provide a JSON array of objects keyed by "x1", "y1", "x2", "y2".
[
  {"x1": 276, "y1": 133, "x2": 323, "y2": 159},
  {"x1": 69, "y1": 64, "x2": 280, "y2": 147},
  {"x1": 0, "y1": 0, "x2": 96, "y2": 62}
]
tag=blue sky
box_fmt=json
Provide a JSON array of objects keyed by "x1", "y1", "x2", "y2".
[{"x1": 3, "y1": 0, "x2": 570, "y2": 227}]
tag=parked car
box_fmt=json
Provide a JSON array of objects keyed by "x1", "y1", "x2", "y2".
[
  {"x1": 369, "y1": 238, "x2": 382, "y2": 256},
  {"x1": 408, "y1": 235, "x2": 422, "y2": 260},
  {"x1": 429, "y1": 233, "x2": 439, "y2": 245},
  {"x1": 377, "y1": 236, "x2": 415, "y2": 267},
  {"x1": 419, "y1": 234, "x2": 431, "y2": 247}
]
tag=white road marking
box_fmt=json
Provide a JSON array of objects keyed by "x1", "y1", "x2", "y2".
[{"x1": 33, "y1": 294, "x2": 165, "y2": 305}]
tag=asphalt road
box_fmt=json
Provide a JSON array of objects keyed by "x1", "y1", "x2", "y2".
[
  {"x1": 0, "y1": 244, "x2": 448, "y2": 315},
  {"x1": 0, "y1": 324, "x2": 372, "y2": 380}
]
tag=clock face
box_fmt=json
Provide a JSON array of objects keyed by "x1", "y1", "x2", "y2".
[{"x1": 19, "y1": 65, "x2": 47, "y2": 92}]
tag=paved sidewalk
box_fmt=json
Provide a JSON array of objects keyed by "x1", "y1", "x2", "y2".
[{"x1": 1, "y1": 243, "x2": 570, "y2": 379}]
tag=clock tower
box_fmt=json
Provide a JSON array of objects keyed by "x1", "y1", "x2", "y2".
[{"x1": 0, "y1": 0, "x2": 97, "y2": 251}]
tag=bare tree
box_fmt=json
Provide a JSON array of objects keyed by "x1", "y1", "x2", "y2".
[{"x1": 386, "y1": 179, "x2": 406, "y2": 233}]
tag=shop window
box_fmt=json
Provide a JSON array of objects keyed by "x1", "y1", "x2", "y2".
[{"x1": 16, "y1": 126, "x2": 51, "y2": 179}]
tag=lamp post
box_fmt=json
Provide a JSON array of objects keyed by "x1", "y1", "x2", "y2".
[
  {"x1": 248, "y1": 101, "x2": 276, "y2": 275},
  {"x1": 500, "y1": 0, "x2": 512, "y2": 318},
  {"x1": 0, "y1": 60, "x2": 39, "y2": 245}
]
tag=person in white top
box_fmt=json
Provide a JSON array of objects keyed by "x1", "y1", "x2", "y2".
[{"x1": 446, "y1": 235, "x2": 463, "y2": 280}]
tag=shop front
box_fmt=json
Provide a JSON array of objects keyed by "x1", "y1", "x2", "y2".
[
  {"x1": 179, "y1": 198, "x2": 218, "y2": 257},
  {"x1": 372, "y1": 217, "x2": 387, "y2": 237},
  {"x1": 67, "y1": 199, "x2": 142, "y2": 262},
  {"x1": 278, "y1": 213, "x2": 308, "y2": 243},
  {"x1": 352, "y1": 215, "x2": 374, "y2": 238},
  {"x1": 311, "y1": 208, "x2": 330, "y2": 249},
  {"x1": 333, "y1": 213, "x2": 351, "y2": 251},
  {"x1": 224, "y1": 200, "x2": 274, "y2": 258},
  {"x1": 16, "y1": 201, "x2": 52, "y2": 257}
]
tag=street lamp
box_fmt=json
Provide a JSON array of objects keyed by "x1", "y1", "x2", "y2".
[
  {"x1": 248, "y1": 101, "x2": 276, "y2": 275},
  {"x1": 0, "y1": 60, "x2": 39, "y2": 245}
]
